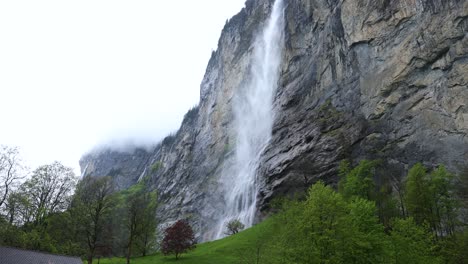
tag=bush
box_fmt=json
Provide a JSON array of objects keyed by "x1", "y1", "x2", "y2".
[{"x1": 225, "y1": 219, "x2": 245, "y2": 235}]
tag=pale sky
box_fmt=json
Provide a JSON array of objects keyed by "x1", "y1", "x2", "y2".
[{"x1": 0, "y1": 0, "x2": 246, "y2": 175}]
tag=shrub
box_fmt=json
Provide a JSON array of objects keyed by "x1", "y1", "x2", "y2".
[{"x1": 225, "y1": 219, "x2": 245, "y2": 235}]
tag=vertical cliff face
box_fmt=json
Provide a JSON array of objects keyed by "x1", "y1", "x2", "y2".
[
  {"x1": 258, "y1": 0, "x2": 468, "y2": 209},
  {"x1": 81, "y1": 0, "x2": 468, "y2": 239}
]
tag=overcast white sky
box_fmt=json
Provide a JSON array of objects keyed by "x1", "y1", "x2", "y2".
[{"x1": 0, "y1": 0, "x2": 246, "y2": 175}]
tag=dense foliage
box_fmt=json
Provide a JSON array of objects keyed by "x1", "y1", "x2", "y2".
[
  {"x1": 0, "y1": 144, "x2": 466, "y2": 263},
  {"x1": 0, "y1": 146, "x2": 159, "y2": 264},
  {"x1": 161, "y1": 220, "x2": 196, "y2": 259},
  {"x1": 259, "y1": 161, "x2": 466, "y2": 264},
  {"x1": 88, "y1": 164, "x2": 466, "y2": 264}
]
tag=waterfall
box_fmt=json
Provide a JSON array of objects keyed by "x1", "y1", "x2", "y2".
[
  {"x1": 81, "y1": 163, "x2": 89, "y2": 178},
  {"x1": 213, "y1": 0, "x2": 285, "y2": 239},
  {"x1": 137, "y1": 167, "x2": 147, "y2": 182}
]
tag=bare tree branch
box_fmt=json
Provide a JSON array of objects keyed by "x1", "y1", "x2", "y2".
[{"x1": 0, "y1": 145, "x2": 24, "y2": 208}]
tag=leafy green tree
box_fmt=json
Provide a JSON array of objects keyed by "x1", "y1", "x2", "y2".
[
  {"x1": 2, "y1": 162, "x2": 77, "y2": 253},
  {"x1": 21, "y1": 162, "x2": 77, "y2": 226},
  {"x1": 429, "y1": 166, "x2": 457, "y2": 237},
  {"x1": 72, "y1": 176, "x2": 115, "y2": 264},
  {"x1": 225, "y1": 219, "x2": 245, "y2": 235},
  {"x1": 45, "y1": 211, "x2": 83, "y2": 256},
  {"x1": 339, "y1": 160, "x2": 379, "y2": 201},
  {"x1": 375, "y1": 183, "x2": 400, "y2": 229},
  {"x1": 278, "y1": 182, "x2": 390, "y2": 263},
  {"x1": 4, "y1": 191, "x2": 23, "y2": 225},
  {"x1": 404, "y1": 164, "x2": 459, "y2": 238},
  {"x1": 389, "y1": 218, "x2": 441, "y2": 264},
  {"x1": 135, "y1": 188, "x2": 158, "y2": 257},
  {"x1": 8, "y1": 191, "x2": 34, "y2": 225},
  {"x1": 438, "y1": 230, "x2": 468, "y2": 264},
  {"x1": 339, "y1": 160, "x2": 398, "y2": 227},
  {"x1": 119, "y1": 182, "x2": 158, "y2": 263},
  {"x1": 404, "y1": 163, "x2": 432, "y2": 226},
  {"x1": 343, "y1": 198, "x2": 391, "y2": 263}
]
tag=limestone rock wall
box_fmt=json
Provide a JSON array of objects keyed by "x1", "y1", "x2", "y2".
[{"x1": 81, "y1": 0, "x2": 468, "y2": 238}]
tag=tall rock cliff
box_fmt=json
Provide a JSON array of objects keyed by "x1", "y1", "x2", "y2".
[{"x1": 81, "y1": 0, "x2": 468, "y2": 240}]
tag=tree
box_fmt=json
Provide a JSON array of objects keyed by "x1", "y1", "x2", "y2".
[
  {"x1": 161, "y1": 220, "x2": 196, "y2": 260},
  {"x1": 225, "y1": 219, "x2": 245, "y2": 235},
  {"x1": 4, "y1": 191, "x2": 21, "y2": 225},
  {"x1": 404, "y1": 163, "x2": 432, "y2": 226},
  {"x1": 429, "y1": 165, "x2": 457, "y2": 237},
  {"x1": 120, "y1": 182, "x2": 158, "y2": 264},
  {"x1": 404, "y1": 164, "x2": 459, "y2": 238},
  {"x1": 134, "y1": 187, "x2": 157, "y2": 257},
  {"x1": 389, "y1": 218, "x2": 440, "y2": 264},
  {"x1": 44, "y1": 211, "x2": 83, "y2": 256},
  {"x1": 20, "y1": 162, "x2": 77, "y2": 226},
  {"x1": 72, "y1": 176, "x2": 115, "y2": 264},
  {"x1": 339, "y1": 160, "x2": 379, "y2": 200},
  {"x1": 0, "y1": 145, "x2": 24, "y2": 209},
  {"x1": 455, "y1": 168, "x2": 468, "y2": 227},
  {"x1": 339, "y1": 160, "x2": 398, "y2": 228},
  {"x1": 5, "y1": 191, "x2": 34, "y2": 225},
  {"x1": 278, "y1": 182, "x2": 389, "y2": 263},
  {"x1": 390, "y1": 170, "x2": 407, "y2": 217}
]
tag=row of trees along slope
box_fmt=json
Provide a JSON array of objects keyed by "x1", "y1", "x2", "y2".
[
  {"x1": 2, "y1": 145, "x2": 467, "y2": 263},
  {"x1": 0, "y1": 145, "x2": 161, "y2": 264}
]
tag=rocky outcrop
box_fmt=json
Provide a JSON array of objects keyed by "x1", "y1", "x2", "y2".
[
  {"x1": 81, "y1": 0, "x2": 468, "y2": 239},
  {"x1": 259, "y1": 0, "x2": 468, "y2": 208},
  {"x1": 80, "y1": 147, "x2": 152, "y2": 190}
]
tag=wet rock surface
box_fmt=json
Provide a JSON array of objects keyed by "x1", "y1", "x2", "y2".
[{"x1": 81, "y1": 0, "x2": 468, "y2": 239}]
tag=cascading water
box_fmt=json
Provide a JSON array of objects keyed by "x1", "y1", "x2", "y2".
[
  {"x1": 213, "y1": 0, "x2": 285, "y2": 239},
  {"x1": 81, "y1": 163, "x2": 89, "y2": 178}
]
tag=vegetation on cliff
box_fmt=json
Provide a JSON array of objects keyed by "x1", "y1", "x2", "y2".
[
  {"x1": 1, "y1": 144, "x2": 466, "y2": 263},
  {"x1": 78, "y1": 160, "x2": 467, "y2": 264}
]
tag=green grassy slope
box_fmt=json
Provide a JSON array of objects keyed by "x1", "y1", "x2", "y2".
[{"x1": 92, "y1": 219, "x2": 276, "y2": 264}]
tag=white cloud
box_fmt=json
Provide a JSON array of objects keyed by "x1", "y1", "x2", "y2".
[{"x1": 0, "y1": 0, "x2": 246, "y2": 174}]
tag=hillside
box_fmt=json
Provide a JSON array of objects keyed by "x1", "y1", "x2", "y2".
[{"x1": 90, "y1": 219, "x2": 277, "y2": 264}]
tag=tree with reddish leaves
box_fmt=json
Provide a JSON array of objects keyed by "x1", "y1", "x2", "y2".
[{"x1": 161, "y1": 220, "x2": 196, "y2": 260}]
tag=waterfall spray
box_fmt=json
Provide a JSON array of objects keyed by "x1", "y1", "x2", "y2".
[{"x1": 214, "y1": 0, "x2": 285, "y2": 239}]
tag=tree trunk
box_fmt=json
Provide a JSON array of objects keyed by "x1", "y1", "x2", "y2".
[
  {"x1": 87, "y1": 256, "x2": 93, "y2": 264},
  {"x1": 126, "y1": 244, "x2": 132, "y2": 264},
  {"x1": 8, "y1": 207, "x2": 14, "y2": 224}
]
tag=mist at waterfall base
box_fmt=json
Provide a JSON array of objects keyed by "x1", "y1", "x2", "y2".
[{"x1": 212, "y1": 0, "x2": 285, "y2": 240}]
